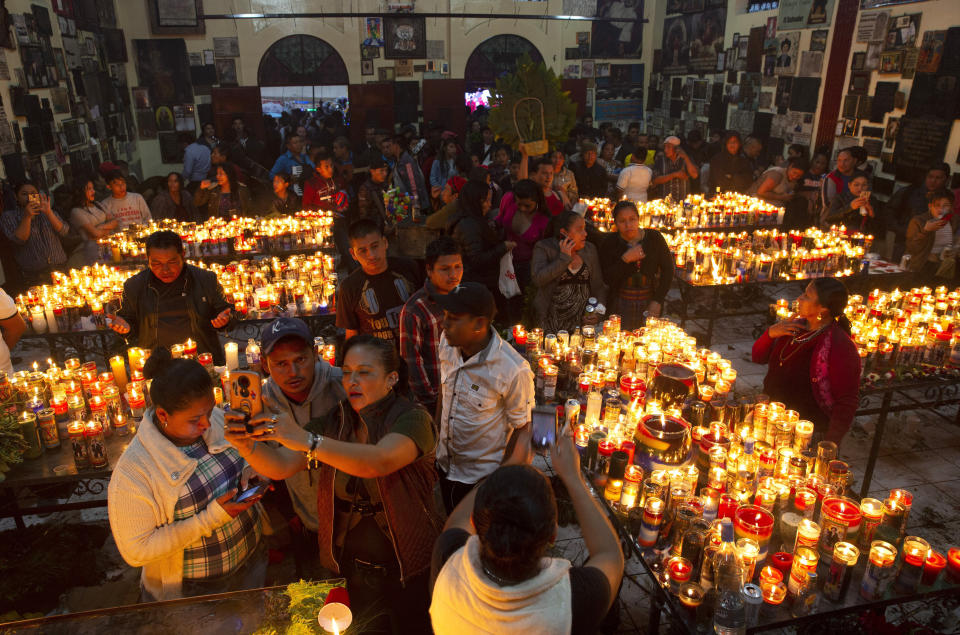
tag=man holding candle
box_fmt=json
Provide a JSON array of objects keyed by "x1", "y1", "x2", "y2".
[
  {"x1": 399, "y1": 237, "x2": 463, "y2": 416},
  {"x1": 434, "y1": 282, "x2": 535, "y2": 513},
  {"x1": 110, "y1": 231, "x2": 233, "y2": 365}
]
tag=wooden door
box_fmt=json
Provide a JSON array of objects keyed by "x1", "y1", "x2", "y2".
[
  {"x1": 211, "y1": 87, "x2": 265, "y2": 142},
  {"x1": 348, "y1": 84, "x2": 395, "y2": 144},
  {"x1": 422, "y1": 79, "x2": 466, "y2": 138},
  {"x1": 561, "y1": 79, "x2": 588, "y2": 118}
]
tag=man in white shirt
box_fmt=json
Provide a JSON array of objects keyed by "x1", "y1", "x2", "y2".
[
  {"x1": 435, "y1": 282, "x2": 534, "y2": 513},
  {"x1": 100, "y1": 172, "x2": 152, "y2": 229},
  {"x1": 0, "y1": 288, "x2": 25, "y2": 375},
  {"x1": 616, "y1": 149, "x2": 653, "y2": 202}
]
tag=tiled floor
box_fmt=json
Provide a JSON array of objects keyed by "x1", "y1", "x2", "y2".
[{"x1": 2, "y1": 311, "x2": 960, "y2": 632}]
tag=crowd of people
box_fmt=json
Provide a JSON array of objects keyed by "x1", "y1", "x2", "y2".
[{"x1": 1, "y1": 109, "x2": 958, "y2": 633}]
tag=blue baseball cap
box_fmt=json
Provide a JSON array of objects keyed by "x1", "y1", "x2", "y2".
[{"x1": 261, "y1": 317, "x2": 313, "y2": 355}]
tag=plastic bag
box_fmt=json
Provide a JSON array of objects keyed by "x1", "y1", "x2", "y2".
[{"x1": 499, "y1": 252, "x2": 521, "y2": 299}]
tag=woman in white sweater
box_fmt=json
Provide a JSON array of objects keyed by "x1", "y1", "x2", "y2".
[{"x1": 108, "y1": 348, "x2": 266, "y2": 601}]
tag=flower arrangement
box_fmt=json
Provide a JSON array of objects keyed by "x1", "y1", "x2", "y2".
[{"x1": 384, "y1": 188, "x2": 413, "y2": 228}]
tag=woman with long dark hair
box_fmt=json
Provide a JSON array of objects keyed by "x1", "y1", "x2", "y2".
[
  {"x1": 448, "y1": 179, "x2": 515, "y2": 290},
  {"x1": 226, "y1": 335, "x2": 441, "y2": 633},
  {"x1": 109, "y1": 348, "x2": 266, "y2": 601},
  {"x1": 496, "y1": 179, "x2": 551, "y2": 290},
  {"x1": 194, "y1": 163, "x2": 252, "y2": 219},
  {"x1": 599, "y1": 201, "x2": 674, "y2": 330},
  {"x1": 70, "y1": 178, "x2": 118, "y2": 263},
  {"x1": 151, "y1": 172, "x2": 199, "y2": 222},
  {"x1": 752, "y1": 277, "x2": 860, "y2": 445}
]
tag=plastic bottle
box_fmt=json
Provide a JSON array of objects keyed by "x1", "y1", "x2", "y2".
[{"x1": 713, "y1": 519, "x2": 746, "y2": 635}]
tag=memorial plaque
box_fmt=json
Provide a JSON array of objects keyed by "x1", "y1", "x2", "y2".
[{"x1": 893, "y1": 116, "x2": 951, "y2": 183}]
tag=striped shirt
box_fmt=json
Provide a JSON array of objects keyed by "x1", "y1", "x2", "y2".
[
  {"x1": 399, "y1": 282, "x2": 445, "y2": 410},
  {"x1": 174, "y1": 439, "x2": 261, "y2": 580},
  {"x1": 0, "y1": 207, "x2": 69, "y2": 274}
]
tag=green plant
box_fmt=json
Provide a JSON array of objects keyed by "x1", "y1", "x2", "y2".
[
  {"x1": 0, "y1": 411, "x2": 26, "y2": 470},
  {"x1": 487, "y1": 54, "x2": 577, "y2": 154}
]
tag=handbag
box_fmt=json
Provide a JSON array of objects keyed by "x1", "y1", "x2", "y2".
[{"x1": 498, "y1": 252, "x2": 521, "y2": 299}]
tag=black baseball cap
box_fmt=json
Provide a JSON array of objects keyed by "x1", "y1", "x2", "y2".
[
  {"x1": 368, "y1": 156, "x2": 388, "y2": 170},
  {"x1": 261, "y1": 317, "x2": 313, "y2": 355},
  {"x1": 433, "y1": 282, "x2": 496, "y2": 320}
]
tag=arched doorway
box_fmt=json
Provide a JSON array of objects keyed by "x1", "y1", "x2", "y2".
[
  {"x1": 257, "y1": 35, "x2": 349, "y2": 115},
  {"x1": 463, "y1": 35, "x2": 543, "y2": 95}
]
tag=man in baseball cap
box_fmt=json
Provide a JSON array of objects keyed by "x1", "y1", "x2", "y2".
[
  {"x1": 652, "y1": 133, "x2": 698, "y2": 200},
  {"x1": 226, "y1": 317, "x2": 345, "y2": 579},
  {"x1": 434, "y1": 282, "x2": 535, "y2": 513}
]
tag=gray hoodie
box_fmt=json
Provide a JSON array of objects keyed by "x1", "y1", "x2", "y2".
[{"x1": 261, "y1": 360, "x2": 345, "y2": 531}]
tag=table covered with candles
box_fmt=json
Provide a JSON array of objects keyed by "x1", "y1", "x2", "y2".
[
  {"x1": 583, "y1": 193, "x2": 785, "y2": 234},
  {"x1": 514, "y1": 316, "x2": 959, "y2": 634},
  {"x1": 0, "y1": 580, "x2": 353, "y2": 634}
]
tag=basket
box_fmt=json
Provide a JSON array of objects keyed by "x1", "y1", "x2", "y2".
[{"x1": 513, "y1": 97, "x2": 549, "y2": 156}]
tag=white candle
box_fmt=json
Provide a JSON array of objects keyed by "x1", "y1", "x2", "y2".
[
  {"x1": 225, "y1": 342, "x2": 239, "y2": 370},
  {"x1": 45, "y1": 305, "x2": 58, "y2": 333},
  {"x1": 31, "y1": 307, "x2": 47, "y2": 334}
]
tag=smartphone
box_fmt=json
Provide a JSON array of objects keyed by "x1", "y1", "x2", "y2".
[
  {"x1": 229, "y1": 370, "x2": 262, "y2": 420},
  {"x1": 233, "y1": 479, "x2": 271, "y2": 503},
  {"x1": 531, "y1": 406, "x2": 558, "y2": 450}
]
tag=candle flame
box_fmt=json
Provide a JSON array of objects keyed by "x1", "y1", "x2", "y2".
[{"x1": 331, "y1": 618, "x2": 339, "y2": 635}]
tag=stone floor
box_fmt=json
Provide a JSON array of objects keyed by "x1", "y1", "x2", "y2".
[{"x1": 2, "y1": 308, "x2": 960, "y2": 633}]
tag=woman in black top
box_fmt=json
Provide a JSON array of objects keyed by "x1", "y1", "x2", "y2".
[
  {"x1": 600, "y1": 201, "x2": 674, "y2": 330},
  {"x1": 266, "y1": 173, "x2": 302, "y2": 217},
  {"x1": 708, "y1": 132, "x2": 754, "y2": 194},
  {"x1": 447, "y1": 180, "x2": 515, "y2": 290},
  {"x1": 151, "y1": 173, "x2": 198, "y2": 222}
]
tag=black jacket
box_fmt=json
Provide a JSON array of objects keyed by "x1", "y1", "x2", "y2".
[
  {"x1": 709, "y1": 152, "x2": 754, "y2": 194},
  {"x1": 572, "y1": 161, "x2": 609, "y2": 198},
  {"x1": 599, "y1": 229, "x2": 674, "y2": 305},
  {"x1": 117, "y1": 264, "x2": 233, "y2": 365},
  {"x1": 357, "y1": 178, "x2": 388, "y2": 229},
  {"x1": 447, "y1": 209, "x2": 508, "y2": 289}
]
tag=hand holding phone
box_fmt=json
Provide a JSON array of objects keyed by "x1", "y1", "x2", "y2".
[
  {"x1": 233, "y1": 479, "x2": 271, "y2": 503},
  {"x1": 531, "y1": 406, "x2": 559, "y2": 451}
]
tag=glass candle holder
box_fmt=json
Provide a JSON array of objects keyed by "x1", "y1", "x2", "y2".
[
  {"x1": 761, "y1": 580, "x2": 787, "y2": 606},
  {"x1": 795, "y1": 518, "x2": 821, "y2": 552},
  {"x1": 736, "y1": 537, "x2": 760, "y2": 584},
  {"x1": 788, "y1": 546, "x2": 819, "y2": 596},
  {"x1": 760, "y1": 565, "x2": 783, "y2": 587},
  {"x1": 794, "y1": 486, "x2": 817, "y2": 519},
  {"x1": 921, "y1": 550, "x2": 946, "y2": 586},
  {"x1": 824, "y1": 541, "x2": 859, "y2": 601},
  {"x1": 950, "y1": 549, "x2": 960, "y2": 583},
  {"x1": 734, "y1": 504, "x2": 775, "y2": 559},
  {"x1": 677, "y1": 581, "x2": 704, "y2": 612},
  {"x1": 818, "y1": 496, "x2": 861, "y2": 560},
  {"x1": 860, "y1": 540, "x2": 898, "y2": 600},
  {"x1": 700, "y1": 486, "x2": 720, "y2": 521},
  {"x1": 637, "y1": 496, "x2": 665, "y2": 548},
  {"x1": 895, "y1": 536, "x2": 930, "y2": 594},
  {"x1": 718, "y1": 493, "x2": 738, "y2": 520},
  {"x1": 888, "y1": 488, "x2": 913, "y2": 535},
  {"x1": 770, "y1": 551, "x2": 793, "y2": 578},
  {"x1": 667, "y1": 556, "x2": 693, "y2": 594},
  {"x1": 858, "y1": 497, "x2": 884, "y2": 549}
]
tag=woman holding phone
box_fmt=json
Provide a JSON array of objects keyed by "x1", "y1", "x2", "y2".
[
  {"x1": 225, "y1": 335, "x2": 442, "y2": 634},
  {"x1": 531, "y1": 211, "x2": 607, "y2": 333},
  {"x1": 825, "y1": 172, "x2": 884, "y2": 235},
  {"x1": 108, "y1": 347, "x2": 266, "y2": 602}
]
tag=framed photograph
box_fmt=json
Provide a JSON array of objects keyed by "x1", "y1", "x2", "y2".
[
  {"x1": 441, "y1": 62, "x2": 449, "y2": 74},
  {"x1": 842, "y1": 118, "x2": 859, "y2": 137},
  {"x1": 849, "y1": 71, "x2": 870, "y2": 94},
  {"x1": 716, "y1": 51, "x2": 726, "y2": 71},
  {"x1": 362, "y1": 45, "x2": 381, "y2": 60},
  {"x1": 810, "y1": 29, "x2": 828, "y2": 52},
  {"x1": 378, "y1": 66, "x2": 395, "y2": 82},
  {"x1": 383, "y1": 16, "x2": 426, "y2": 59},
  {"x1": 879, "y1": 50, "x2": 902, "y2": 73},
  {"x1": 155, "y1": 105, "x2": 174, "y2": 131},
  {"x1": 213, "y1": 37, "x2": 239, "y2": 58},
  {"x1": 147, "y1": 0, "x2": 205, "y2": 35},
  {"x1": 852, "y1": 52, "x2": 866, "y2": 70},
  {"x1": 215, "y1": 58, "x2": 238, "y2": 85},
  {"x1": 361, "y1": 59, "x2": 373, "y2": 76},
  {"x1": 883, "y1": 13, "x2": 920, "y2": 50}
]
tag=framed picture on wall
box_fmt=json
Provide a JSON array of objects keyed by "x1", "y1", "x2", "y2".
[
  {"x1": 810, "y1": 30, "x2": 828, "y2": 52},
  {"x1": 852, "y1": 52, "x2": 866, "y2": 70},
  {"x1": 147, "y1": 0, "x2": 205, "y2": 35},
  {"x1": 361, "y1": 59, "x2": 373, "y2": 76},
  {"x1": 879, "y1": 50, "x2": 902, "y2": 73},
  {"x1": 849, "y1": 71, "x2": 870, "y2": 94},
  {"x1": 383, "y1": 16, "x2": 426, "y2": 59}
]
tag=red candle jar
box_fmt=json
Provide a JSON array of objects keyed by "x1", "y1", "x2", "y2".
[
  {"x1": 947, "y1": 548, "x2": 960, "y2": 582},
  {"x1": 667, "y1": 555, "x2": 693, "y2": 594},
  {"x1": 759, "y1": 565, "x2": 783, "y2": 586},
  {"x1": 819, "y1": 496, "x2": 862, "y2": 559},
  {"x1": 734, "y1": 504, "x2": 775, "y2": 559},
  {"x1": 770, "y1": 551, "x2": 793, "y2": 578},
  {"x1": 619, "y1": 440, "x2": 636, "y2": 466},
  {"x1": 922, "y1": 550, "x2": 946, "y2": 586},
  {"x1": 619, "y1": 373, "x2": 645, "y2": 402},
  {"x1": 718, "y1": 493, "x2": 738, "y2": 520}
]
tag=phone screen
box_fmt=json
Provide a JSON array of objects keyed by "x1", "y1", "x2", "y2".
[
  {"x1": 234, "y1": 480, "x2": 271, "y2": 503},
  {"x1": 531, "y1": 408, "x2": 557, "y2": 450}
]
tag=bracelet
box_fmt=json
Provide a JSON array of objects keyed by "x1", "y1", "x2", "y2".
[{"x1": 307, "y1": 432, "x2": 323, "y2": 459}]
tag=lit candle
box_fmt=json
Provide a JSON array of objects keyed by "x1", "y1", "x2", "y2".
[
  {"x1": 795, "y1": 518, "x2": 821, "y2": 552},
  {"x1": 667, "y1": 556, "x2": 693, "y2": 594},
  {"x1": 224, "y1": 342, "x2": 240, "y2": 370},
  {"x1": 921, "y1": 550, "x2": 946, "y2": 586},
  {"x1": 183, "y1": 338, "x2": 197, "y2": 358},
  {"x1": 824, "y1": 541, "x2": 859, "y2": 601},
  {"x1": 736, "y1": 537, "x2": 760, "y2": 584},
  {"x1": 860, "y1": 540, "x2": 897, "y2": 600},
  {"x1": 858, "y1": 497, "x2": 884, "y2": 549},
  {"x1": 788, "y1": 546, "x2": 819, "y2": 596},
  {"x1": 895, "y1": 535, "x2": 930, "y2": 593},
  {"x1": 109, "y1": 355, "x2": 128, "y2": 393}
]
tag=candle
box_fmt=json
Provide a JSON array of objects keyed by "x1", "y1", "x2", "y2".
[
  {"x1": 667, "y1": 556, "x2": 693, "y2": 594},
  {"x1": 84, "y1": 421, "x2": 108, "y2": 468},
  {"x1": 37, "y1": 408, "x2": 59, "y2": 450},
  {"x1": 858, "y1": 497, "x2": 884, "y2": 549},
  {"x1": 795, "y1": 518, "x2": 821, "y2": 552},
  {"x1": 110, "y1": 355, "x2": 128, "y2": 393},
  {"x1": 127, "y1": 347, "x2": 146, "y2": 371},
  {"x1": 183, "y1": 338, "x2": 197, "y2": 358},
  {"x1": 677, "y1": 581, "x2": 704, "y2": 611},
  {"x1": 860, "y1": 540, "x2": 898, "y2": 600},
  {"x1": 819, "y1": 496, "x2": 861, "y2": 559},
  {"x1": 921, "y1": 550, "x2": 946, "y2": 586},
  {"x1": 637, "y1": 496, "x2": 664, "y2": 547},
  {"x1": 949, "y1": 548, "x2": 960, "y2": 582},
  {"x1": 888, "y1": 488, "x2": 913, "y2": 534},
  {"x1": 170, "y1": 343, "x2": 184, "y2": 358},
  {"x1": 734, "y1": 504, "x2": 775, "y2": 559},
  {"x1": 761, "y1": 580, "x2": 787, "y2": 606},
  {"x1": 224, "y1": 342, "x2": 240, "y2": 370},
  {"x1": 700, "y1": 486, "x2": 720, "y2": 521},
  {"x1": 770, "y1": 551, "x2": 793, "y2": 578},
  {"x1": 736, "y1": 537, "x2": 760, "y2": 584},
  {"x1": 760, "y1": 565, "x2": 783, "y2": 586},
  {"x1": 824, "y1": 541, "x2": 859, "y2": 601},
  {"x1": 68, "y1": 420, "x2": 89, "y2": 469},
  {"x1": 19, "y1": 411, "x2": 43, "y2": 459},
  {"x1": 788, "y1": 546, "x2": 819, "y2": 596},
  {"x1": 895, "y1": 535, "x2": 930, "y2": 593}
]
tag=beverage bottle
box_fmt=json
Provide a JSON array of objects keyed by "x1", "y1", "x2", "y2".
[
  {"x1": 737, "y1": 437, "x2": 758, "y2": 496},
  {"x1": 713, "y1": 519, "x2": 746, "y2": 635}
]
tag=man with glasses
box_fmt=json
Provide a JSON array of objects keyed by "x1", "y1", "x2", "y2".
[{"x1": 110, "y1": 230, "x2": 233, "y2": 364}]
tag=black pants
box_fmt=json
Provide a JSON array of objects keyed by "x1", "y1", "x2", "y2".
[
  {"x1": 438, "y1": 469, "x2": 476, "y2": 515},
  {"x1": 339, "y1": 516, "x2": 432, "y2": 634}
]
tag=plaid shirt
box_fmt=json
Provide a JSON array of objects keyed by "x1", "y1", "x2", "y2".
[
  {"x1": 174, "y1": 440, "x2": 261, "y2": 580},
  {"x1": 399, "y1": 282, "x2": 444, "y2": 411},
  {"x1": 652, "y1": 152, "x2": 689, "y2": 201}
]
